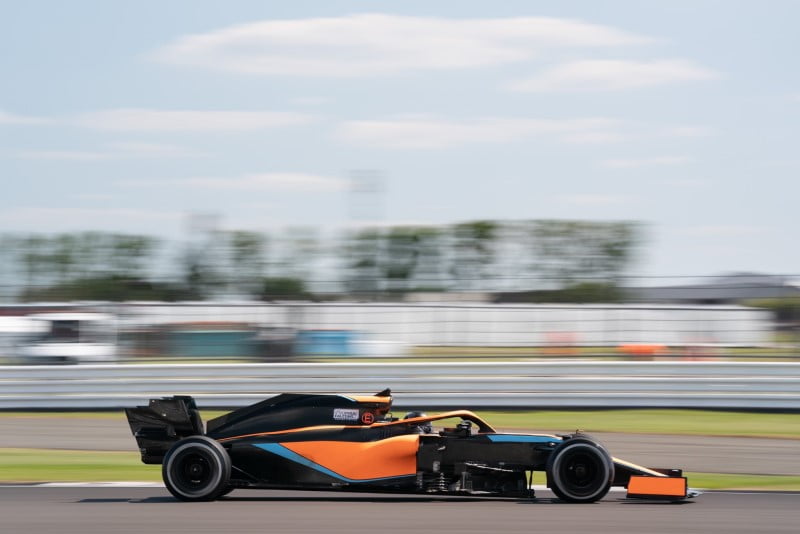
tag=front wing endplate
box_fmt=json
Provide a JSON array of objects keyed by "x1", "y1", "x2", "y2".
[{"x1": 626, "y1": 476, "x2": 689, "y2": 500}]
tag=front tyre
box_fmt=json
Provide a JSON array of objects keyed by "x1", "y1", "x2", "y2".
[
  {"x1": 163, "y1": 436, "x2": 231, "y2": 501},
  {"x1": 546, "y1": 437, "x2": 614, "y2": 503}
]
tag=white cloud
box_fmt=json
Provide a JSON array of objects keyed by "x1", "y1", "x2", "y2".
[
  {"x1": 660, "y1": 125, "x2": 715, "y2": 138},
  {"x1": 600, "y1": 156, "x2": 689, "y2": 168},
  {"x1": 152, "y1": 14, "x2": 650, "y2": 77},
  {"x1": 107, "y1": 142, "x2": 201, "y2": 155},
  {"x1": 0, "y1": 110, "x2": 50, "y2": 125},
  {"x1": 559, "y1": 131, "x2": 628, "y2": 144},
  {"x1": 16, "y1": 150, "x2": 111, "y2": 161},
  {"x1": 13, "y1": 142, "x2": 203, "y2": 161},
  {"x1": 508, "y1": 59, "x2": 719, "y2": 92},
  {"x1": 337, "y1": 116, "x2": 622, "y2": 149},
  {"x1": 149, "y1": 172, "x2": 349, "y2": 193},
  {"x1": 74, "y1": 108, "x2": 313, "y2": 132}
]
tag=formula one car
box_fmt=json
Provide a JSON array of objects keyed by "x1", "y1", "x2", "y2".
[{"x1": 125, "y1": 389, "x2": 695, "y2": 502}]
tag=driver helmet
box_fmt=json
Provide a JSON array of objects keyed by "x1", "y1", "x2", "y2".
[{"x1": 403, "y1": 411, "x2": 433, "y2": 434}]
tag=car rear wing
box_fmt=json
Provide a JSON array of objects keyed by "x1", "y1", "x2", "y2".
[{"x1": 125, "y1": 396, "x2": 204, "y2": 464}]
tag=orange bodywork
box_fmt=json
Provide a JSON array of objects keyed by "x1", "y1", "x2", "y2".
[
  {"x1": 348, "y1": 395, "x2": 393, "y2": 405},
  {"x1": 281, "y1": 435, "x2": 420, "y2": 480},
  {"x1": 627, "y1": 476, "x2": 687, "y2": 499}
]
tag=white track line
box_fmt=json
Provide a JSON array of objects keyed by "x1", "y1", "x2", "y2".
[{"x1": 0, "y1": 482, "x2": 161, "y2": 488}]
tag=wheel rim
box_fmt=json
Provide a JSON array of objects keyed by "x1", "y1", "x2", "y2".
[
  {"x1": 552, "y1": 443, "x2": 609, "y2": 500},
  {"x1": 167, "y1": 445, "x2": 221, "y2": 497},
  {"x1": 178, "y1": 453, "x2": 212, "y2": 488},
  {"x1": 560, "y1": 451, "x2": 599, "y2": 492}
]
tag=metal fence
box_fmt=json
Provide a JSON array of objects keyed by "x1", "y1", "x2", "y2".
[{"x1": 2, "y1": 361, "x2": 798, "y2": 410}]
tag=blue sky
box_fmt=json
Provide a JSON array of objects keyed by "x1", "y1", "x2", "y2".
[{"x1": 1, "y1": 0, "x2": 798, "y2": 278}]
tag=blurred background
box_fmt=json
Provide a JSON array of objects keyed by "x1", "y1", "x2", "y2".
[
  {"x1": 2, "y1": 1, "x2": 799, "y2": 366},
  {"x1": 0, "y1": 222, "x2": 797, "y2": 364}
]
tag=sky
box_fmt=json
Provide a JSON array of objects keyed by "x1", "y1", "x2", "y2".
[{"x1": 1, "y1": 0, "x2": 799, "y2": 278}]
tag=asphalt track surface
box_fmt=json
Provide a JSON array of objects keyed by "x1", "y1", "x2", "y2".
[
  {"x1": 2, "y1": 416, "x2": 797, "y2": 475},
  {"x1": 2, "y1": 486, "x2": 799, "y2": 534}
]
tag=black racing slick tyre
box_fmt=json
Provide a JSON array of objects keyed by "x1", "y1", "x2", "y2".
[
  {"x1": 546, "y1": 437, "x2": 614, "y2": 503},
  {"x1": 162, "y1": 436, "x2": 231, "y2": 501}
]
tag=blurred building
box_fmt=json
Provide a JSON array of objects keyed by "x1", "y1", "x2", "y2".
[{"x1": 627, "y1": 273, "x2": 800, "y2": 305}]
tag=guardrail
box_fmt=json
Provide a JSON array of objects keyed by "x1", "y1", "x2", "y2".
[{"x1": 1, "y1": 361, "x2": 799, "y2": 410}]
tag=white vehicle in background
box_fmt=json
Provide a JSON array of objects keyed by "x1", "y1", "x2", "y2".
[
  {"x1": 16, "y1": 312, "x2": 118, "y2": 364},
  {"x1": 0, "y1": 316, "x2": 45, "y2": 364}
]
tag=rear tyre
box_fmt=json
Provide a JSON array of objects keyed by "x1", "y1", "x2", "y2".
[
  {"x1": 163, "y1": 436, "x2": 231, "y2": 501},
  {"x1": 546, "y1": 437, "x2": 614, "y2": 503}
]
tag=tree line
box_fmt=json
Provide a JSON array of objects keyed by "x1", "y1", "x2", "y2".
[{"x1": 0, "y1": 219, "x2": 641, "y2": 302}]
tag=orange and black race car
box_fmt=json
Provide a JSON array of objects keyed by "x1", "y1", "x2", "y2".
[{"x1": 125, "y1": 389, "x2": 697, "y2": 503}]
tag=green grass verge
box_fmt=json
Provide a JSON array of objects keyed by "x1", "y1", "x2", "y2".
[
  {"x1": 1, "y1": 449, "x2": 799, "y2": 490},
  {"x1": 1, "y1": 409, "x2": 798, "y2": 439},
  {"x1": 0, "y1": 449, "x2": 161, "y2": 482},
  {"x1": 684, "y1": 472, "x2": 800, "y2": 491}
]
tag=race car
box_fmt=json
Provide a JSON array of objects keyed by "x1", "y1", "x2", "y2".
[{"x1": 125, "y1": 389, "x2": 695, "y2": 502}]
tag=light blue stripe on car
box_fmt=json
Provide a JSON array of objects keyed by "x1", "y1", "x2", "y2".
[
  {"x1": 486, "y1": 435, "x2": 561, "y2": 443},
  {"x1": 254, "y1": 443, "x2": 408, "y2": 483}
]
